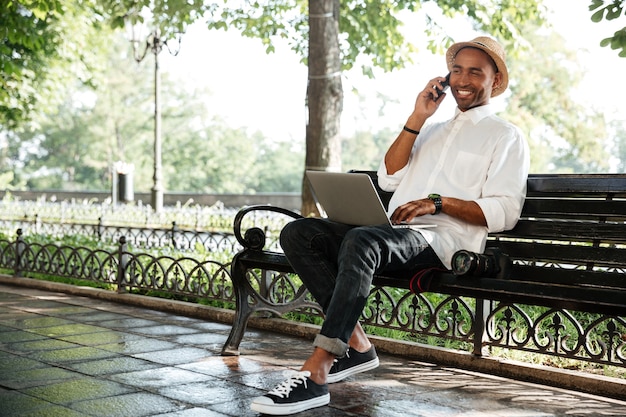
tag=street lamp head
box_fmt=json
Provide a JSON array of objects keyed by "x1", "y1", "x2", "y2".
[
  {"x1": 124, "y1": 9, "x2": 183, "y2": 62},
  {"x1": 125, "y1": 14, "x2": 151, "y2": 62}
]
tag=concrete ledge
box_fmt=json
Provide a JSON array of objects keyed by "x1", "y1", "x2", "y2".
[{"x1": 1, "y1": 275, "x2": 624, "y2": 401}]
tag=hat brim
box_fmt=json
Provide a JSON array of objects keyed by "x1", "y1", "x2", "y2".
[{"x1": 446, "y1": 41, "x2": 508, "y2": 98}]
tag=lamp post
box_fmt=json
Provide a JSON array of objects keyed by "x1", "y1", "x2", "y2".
[{"x1": 128, "y1": 24, "x2": 180, "y2": 212}]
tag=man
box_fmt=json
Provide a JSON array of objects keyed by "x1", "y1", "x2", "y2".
[{"x1": 251, "y1": 36, "x2": 530, "y2": 416}]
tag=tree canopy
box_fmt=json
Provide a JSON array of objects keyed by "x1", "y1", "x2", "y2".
[
  {"x1": 1, "y1": 0, "x2": 625, "y2": 198},
  {"x1": 0, "y1": 0, "x2": 550, "y2": 129},
  {"x1": 1, "y1": 0, "x2": 109, "y2": 129},
  {"x1": 2, "y1": 0, "x2": 624, "y2": 130}
]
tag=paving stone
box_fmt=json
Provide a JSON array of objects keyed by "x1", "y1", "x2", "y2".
[
  {"x1": 2, "y1": 283, "x2": 626, "y2": 417},
  {"x1": 21, "y1": 377, "x2": 135, "y2": 404},
  {"x1": 70, "y1": 392, "x2": 181, "y2": 417}
]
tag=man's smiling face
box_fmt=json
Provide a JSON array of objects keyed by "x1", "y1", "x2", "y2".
[{"x1": 450, "y1": 47, "x2": 502, "y2": 111}]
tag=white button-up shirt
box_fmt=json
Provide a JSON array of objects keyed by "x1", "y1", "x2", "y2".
[{"x1": 377, "y1": 104, "x2": 530, "y2": 269}]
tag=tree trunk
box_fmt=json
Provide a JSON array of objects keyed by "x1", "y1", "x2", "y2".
[{"x1": 302, "y1": 0, "x2": 343, "y2": 216}]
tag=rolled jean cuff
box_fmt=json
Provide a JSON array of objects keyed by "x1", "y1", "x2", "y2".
[{"x1": 313, "y1": 334, "x2": 348, "y2": 357}]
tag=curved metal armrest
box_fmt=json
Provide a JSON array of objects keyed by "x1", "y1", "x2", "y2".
[{"x1": 233, "y1": 205, "x2": 303, "y2": 250}]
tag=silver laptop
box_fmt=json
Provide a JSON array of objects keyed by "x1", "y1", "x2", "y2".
[{"x1": 306, "y1": 170, "x2": 436, "y2": 229}]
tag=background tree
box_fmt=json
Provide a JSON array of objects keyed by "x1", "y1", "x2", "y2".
[
  {"x1": 611, "y1": 121, "x2": 626, "y2": 172},
  {"x1": 590, "y1": 0, "x2": 626, "y2": 57},
  {"x1": 342, "y1": 128, "x2": 395, "y2": 173},
  {"x1": 302, "y1": 0, "x2": 342, "y2": 215},
  {"x1": 502, "y1": 21, "x2": 610, "y2": 173},
  {"x1": 3, "y1": 0, "x2": 625, "y2": 207},
  {"x1": 6, "y1": 35, "x2": 156, "y2": 191},
  {"x1": 3, "y1": 31, "x2": 306, "y2": 194},
  {"x1": 0, "y1": 0, "x2": 108, "y2": 129}
]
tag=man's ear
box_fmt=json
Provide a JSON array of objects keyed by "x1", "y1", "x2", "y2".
[{"x1": 492, "y1": 72, "x2": 503, "y2": 91}]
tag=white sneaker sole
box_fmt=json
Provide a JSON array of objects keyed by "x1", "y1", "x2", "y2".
[
  {"x1": 326, "y1": 356, "x2": 380, "y2": 384},
  {"x1": 250, "y1": 393, "x2": 330, "y2": 415}
]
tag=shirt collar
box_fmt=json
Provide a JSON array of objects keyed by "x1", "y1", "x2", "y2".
[{"x1": 452, "y1": 104, "x2": 495, "y2": 124}]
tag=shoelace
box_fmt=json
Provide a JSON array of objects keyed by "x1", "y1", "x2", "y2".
[
  {"x1": 331, "y1": 349, "x2": 350, "y2": 366},
  {"x1": 267, "y1": 371, "x2": 311, "y2": 398}
]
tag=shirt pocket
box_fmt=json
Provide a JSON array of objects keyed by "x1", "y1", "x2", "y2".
[{"x1": 450, "y1": 151, "x2": 489, "y2": 191}]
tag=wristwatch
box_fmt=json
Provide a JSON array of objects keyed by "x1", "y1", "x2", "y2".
[{"x1": 428, "y1": 193, "x2": 442, "y2": 215}]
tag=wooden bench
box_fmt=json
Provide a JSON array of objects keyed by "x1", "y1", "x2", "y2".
[{"x1": 221, "y1": 172, "x2": 626, "y2": 356}]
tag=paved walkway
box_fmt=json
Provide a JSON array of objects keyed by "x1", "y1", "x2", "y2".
[{"x1": 1, "y1": 283, "x2": 626, "y2": 417}]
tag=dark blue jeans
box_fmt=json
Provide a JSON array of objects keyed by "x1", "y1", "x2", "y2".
[{"x1": 279, "y1": 218, "x2": 443, "y2": 357}]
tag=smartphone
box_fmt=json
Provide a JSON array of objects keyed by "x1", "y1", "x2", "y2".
[{"x1": 434, "y1": 72, "x2": 451, "y2": 98}]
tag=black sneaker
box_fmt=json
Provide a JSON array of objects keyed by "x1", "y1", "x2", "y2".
[
  {"x1": 250, "y1": 370, "x2": 330, "y2": 415},
  {"x1": 327, "y1": 345, "x2": 379, "y2": 384}
]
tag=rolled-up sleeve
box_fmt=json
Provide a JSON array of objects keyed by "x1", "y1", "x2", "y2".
[
  {"x1": 376, "y1": 160, "x2": 408, "y2": 192},
  {"x1": 476, "y1": 126, "x2": 530, "y2": 232}
]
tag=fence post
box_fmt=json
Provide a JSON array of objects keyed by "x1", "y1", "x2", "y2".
[
  {"x1": 14, "y1": 228, "x2": 25, "y2": 278},
  {"x1": 472, "y1": 298, "x2": 490, "y2": 356},
  {"x1": 34, "y1": 214, "x2": 41, "y2": 235},
  {"x1": 116, "y1": 236, "x2": 128, "y2": 294},
  {"x1": 97, "y1": 217, "x2": 103, "y2": 240},
  {"x1": 171, "y1": 221, "x2": 178, "y2": 249}
]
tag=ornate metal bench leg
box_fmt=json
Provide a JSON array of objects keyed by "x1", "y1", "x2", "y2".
[
  {"x1": 472, "y1": 298, "x2": 489, "y2": 356},
  {"x1": 222, "y1": 255, "x2": 254, "y2": 356},
  {"x1": 221, "y1": 305, "x2": 252, "y2": 356}
]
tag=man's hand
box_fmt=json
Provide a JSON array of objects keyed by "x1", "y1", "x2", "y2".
[
  {"x1": 384, "y1": 76, "x2": 450, "y2": 175},
  {"x1": 390, "y1": 199, "x2": 435, "y2": 224},
  {"x1": 411, "y1": 76, "x2": 449, "y2": 121}
]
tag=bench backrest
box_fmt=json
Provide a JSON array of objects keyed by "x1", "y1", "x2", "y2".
[
  {"x1": 357, "y1": 171, "x2": 626, "y2": 287},
  {"x1": 493, "y1": 174, "x2": 626, "y2": 289}
]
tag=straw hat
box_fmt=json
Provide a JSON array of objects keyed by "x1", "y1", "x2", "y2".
[{"x1": 445, "y1": 36, "x2": 508, "y2": 97}]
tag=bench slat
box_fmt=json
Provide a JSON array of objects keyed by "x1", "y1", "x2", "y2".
[
  {"x1": 420, "y1": 273, "x2": 626, "y2": 316},
  {"x1": 500, "y1": 220, "x2": 626, "y2": 243},
  {"x1": 527, "y1": 174, "x2": 626, "y2": 196},
  {"x1": 522, "y1": 198, "x2": 626, "y2": 220},
  {"x1": 493, "y1": 240, "x2": 626, "y2": 268},
  {"x1": 508, "y1": 264, "x2": 626, "y2": 289}
]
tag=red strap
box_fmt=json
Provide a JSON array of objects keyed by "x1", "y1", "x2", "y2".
[{"x1": 409, "y1": 267, "x2": 448, "y2": 293}]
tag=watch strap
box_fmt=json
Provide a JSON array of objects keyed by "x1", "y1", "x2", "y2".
[{"x1": 428, "y1": 193, "x2": 442, "y2": 215}]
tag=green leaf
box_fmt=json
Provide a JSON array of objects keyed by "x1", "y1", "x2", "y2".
[
  {"x1": 589, "y1": 0, "x2": 605, "y2": 12},
  {"x1": 600, "y1": 37, "x2": 613, "y2": 47},
  {"x1": 606, "y1": 4, "x2": 624, "y2": 19},
  {"x1": 591, "y1": 8, "x2": 606, "y2": 22}
]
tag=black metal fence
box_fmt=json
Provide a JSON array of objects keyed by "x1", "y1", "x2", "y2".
[
  {"x1": 0, "y1": 203, "x2": 288, "y2": 302},
  {"x1": 0, "y1": 217, "x2": 624, "y2": 374},
  {"x1": 2, "y1": 229, "x2": 236, "y2": 303},
  {"x1": 0, "y1": 204, "x2": 289, "y2": 253},
  {"x1": 0, "y1": 217, "x2": 240, "y2": 253}
]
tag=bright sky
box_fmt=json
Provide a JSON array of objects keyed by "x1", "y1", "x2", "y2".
[{"x1": 160, "y1": 0, "x2": 626, "y2": 145}]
